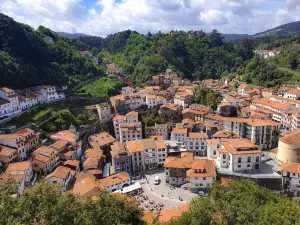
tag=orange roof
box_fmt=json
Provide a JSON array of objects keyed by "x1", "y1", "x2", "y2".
[
  {"x1": 6, "y1": 161, "x2": 31, "y2": 172},
  {"x1": 50, "y1": 130, "x2": 76, "y2": 143},
  {"x1": 179, "y1": 204, "x2": 189, "y2": 212},
  {"x1": 186, "y1": 159, "x2": 216, "y2": 178},
  {"x1": 89, "y1": 132, "x2": 116, "y2": 148},
  {"x1": 0, "y1": 87, "x2": 14, "y2": 93},
  {"x1": 126, "y1": 111, "x2": 138, "y2": 117},
  {"x1": 141, "y1": 212, "x2": 159, "y2": 224},
  {"x1": 98, "y1": 172, "x2": 130, "y2": 187},
  {"x1": 112, "y1": 192, "x2": 137, "y2": 206},
  {"x1": 164, "y1": 152, "x2": 194, "y2": 169},
  {"x1": 126, "y1": 140, "x2": 143, "y2": 153},
  {"x1": 0, "y1": 173, "x2": 24, "y2": 182},
  {"x1": 287, "y1": 89, "x2": 300, "y2": 94},
  {"x1": 280, "y1": 162, "x2": 300, "y2": 174},
  {"x1": 72, "y1": 176, "x2": 103, "y2": 197},
  {"x1": 15, "y1": 128, "x2": 34, "y2": 137},
  {"x1": 155, "y1": 140, "x2": 166, "y2": 149},
  {"x1": 84, "y1": 149, "x2": 104, "y2": 158},
  {"x1": 207, "y1": 139, "x2": 221, "y2": 146},
  {"x1": 0, "y1": 145, "x2": 17, "y2": 157},
  {"x1": 110, "y1": 141, "x2": 130, "y2": 159},
  {"x1": 222, "y1": 139, "x2": 261, "y2": 155},
  {"x1": 113, "y1": 114, "x2": 125, "y2": 121},
  {"x1": 172, "y1": 128, "x2": 187, "y2": 134},
  {"x1": 33, "y1": 154, "x2": 50, "y2": 163},
  {"x1": 188, "y1": 132, "x2": 208, "y2": 139},
  {"x1": 158, "y1": 209, "x2": 181, "y2": 223},
  {"x1": 35, "y1": 145, "x2": 57, "y2": 155},
  {"x1": 212, "y1": 130, "x2": 239, "y2": 139},
  {"x1": 50, "y1": 140, "x2": 68, "y2": 152},
  {"x1": 280, "y1": 130, "x2": 300, "y2": 145},
  {"x1": 64, "y1": 159, "x2": 80, "y2": 168},
  {"x1": 83, "y1": 157, "x2": 100, "y2": 168},
  {"x1": 44, "y1": 166, "x2": 72, "y2": 180}
]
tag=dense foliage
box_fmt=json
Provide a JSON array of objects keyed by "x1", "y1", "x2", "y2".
[
  {"x1": 0, "y1": 181, "x2": 144, "y2": 225},
  {"x1": 0, "y1": 14, "x2": 102, "y2": 88},
  {"x1": 78, "y1": 77, "x2": 123, "y2": 98},
  {"x1": 169, "y1": 179, "x2": 300, "y2": 225},
  {"x1": 80, "y1": 30, "x2": 254, "y2": 86},
  {"x1": 194, "y1": 86, "x2": 223, "y2": 110},
  {"x1": 139, "y1": 108, "x2": 171, "y2": 127}
]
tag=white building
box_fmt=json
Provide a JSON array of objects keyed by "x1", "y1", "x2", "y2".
[
  {"x1": 170, "y1": 128, "x2": 187, "y2": 143},
  {"x1": 96, "y1": 103, "x2": 113, "y2": 123},
  {"x1": 44, "y1": 166, "x2": 75, "y2": 192},
  {"x1": 34, "y1": 86, "x2": 65, "y2": 103},
  {"x1": 98, "y1": 172, "x2": 131, "y2": 192},
  {"x1": 186, "y1": 132, "x2": 208, "y2": 156},
  {"x1": 5, "y1": 161, "x2": 33, "y2": 183},
  {"x1": 215, "y1": 139, "x2": 261, "y2": 172},
  {"x1": 281, "y1": 162, "x2": 300, "y2": 194},
  {"x1": 283, "y1": 89, "x2": 300, "y2": 100},
  {"x1": 146, "y1": 95, "x2": 167, "y2": 109},
  {"x1": 18, "y1": 92, "x2": 39, "y2": 111},
  {"x1": 113, "y1": 111, "x2": 140, "y2": 141},
  {"x1": 0, "y1": 87, "x2": 21, "y2": 118},
  {"x1": 121, "y1": 86, "x2": 135, "y2": 95},
  {"x1": 187, "y1": 159, "x2": 216, "y2": 193},
  {"x1": 207, "y1": 139, "x2": 221, "y2": 160}
]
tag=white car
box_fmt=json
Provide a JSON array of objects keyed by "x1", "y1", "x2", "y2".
[{"x1": 154, "y1": 176, "x2": 160, "y2": 185}]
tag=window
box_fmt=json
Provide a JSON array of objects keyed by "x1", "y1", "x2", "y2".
[
  {"x1": 247, "y1": 164, "x2": 250, "y2": 167},
  {"x1": 223, "y1": 154, "x2": 226, "y2": 159},
  {"x1": 213, "y1": 150, "x2": 216, "y2": 155},
  {"x1": 203, "y1": 177, "x2": 206, "y2": 180},
  {"x1": 199, "y1": 183, "x2": 203, "y2": 186},
  {"x1": 238, "y1": 165, "x2": 241, "y2": 168},
  {"x1": 247, "y1": 156, "x2": 251, "y2": 163},
  {"x1": 238, "y1": 157, "x2": 241, "y2": 163},
  {"x1": 256, "y1": 156, "x2": 260, "y2": 162}
]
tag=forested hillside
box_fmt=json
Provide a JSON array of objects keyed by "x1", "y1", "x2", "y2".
[
  {"x1": 80, "y1": 30, "x2": 255, "y2": 86},
  {"x1": 0, "y1": 14, "x2": 103, "y2": 89}
]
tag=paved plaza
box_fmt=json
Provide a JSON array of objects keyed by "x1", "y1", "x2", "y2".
[{"x1": 135, "y1": 170, "x2": 198, "y2": 210}]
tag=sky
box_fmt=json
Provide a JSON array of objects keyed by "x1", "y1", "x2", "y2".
[{"x1": 1, "y1": 0, "x2": 300, "y2": 37}]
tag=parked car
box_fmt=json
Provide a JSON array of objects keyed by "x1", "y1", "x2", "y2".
[{"x1": 154, "y1": 176, "x2": 160, "y2": 185}]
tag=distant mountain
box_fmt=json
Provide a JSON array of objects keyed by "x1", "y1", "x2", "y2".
[
  {"x1": 57, "y1": 32, "x2": 89, "y2": 39},
  {"x1": 223, "y1": 34, "x2": 252, "y2": 41},
  {"x1": 253, "y1": 21, "x2": 300, "y2": 37}
]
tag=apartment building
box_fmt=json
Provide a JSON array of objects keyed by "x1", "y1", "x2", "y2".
[
  {"x1": 261, "y1": 88, "x2": 275, "y2": 98},
  {"x1": 186, "y1": 132, "x2": 208, "y2": 156},
  {"x1": 214, "y1": 139, "x2": 261, "y2": 172},
  {"x1": 119, "y1": 122, "x2": 142, "y2": 143},
  {"x1": 0, "y1": 87, "x2": 20, "y2": 118},
  {"x1": 146, "y1": 95, "x2": 167, "y2": 109},
  {"x1": 238, "y1": 84, "x2": 253, "y2": 96},
  {"x1": 164, "y1": 152, "x2": 194, "y2": 185},
  {"x1": 187, "y1": 159, "x2": 216, "y2": 193},
  {"x1": 155, "y1": 140, "x2": 167, "y2": 167},
  {"x1": 121, "y1": 86, "x2": 136, "y2": 95},
  {"x1": 17, "y1": 90, "x2": 40, "y2": 111},
  {"x1": 110, "y1": 141, "x2": 132, "y2": 175},
  {"x1": 160, "y1": 103, "x2": 183, "y2": 122},
  {"x1": 170, "y1": 128, "x2": 188, "y2": 143},
  {"x1": 113, "y1": 111, "x2": 139, "y2": 140},
  {"x1": 32, "y1": 146, "x2": 60, "y2": 173},
  {"x1": 5, "y1": 161, "x2": 33, "y2": 183},
  {"x1": 98, "y1": 172, "x2": 131, "y2": 192},
  {"x1": 89, "y1": 132, "x2": 116, "y2": 150},
  {"x1": 0, "y1": 145, "x2": 17, "y2": 164},
  {"x1": 34, "y1": 86, "x2": 65, "y2": 103},
  {"x1": 50, "y1": 128, "x2": 82, "y2": 159},
  {"x1": 182, "y1": 104, "x2": 211, "y2": 121},
  {"x1": 145, "y1": 123, "x2": 168, "y2": 139},
  {"x1": 96, "y1": 103, "x2": 113, "y2": 123},
  {"x1": 173, "y1": 92, "x2": 193, "y2": 108},
  {"x1": 0, "y1": 128, "x2": 39, "y2": 161},
  {"x1": 292, "y1": 112, "x2": 300, "y2": 131},
  {"x1": 281, "y1": 162, "x2": 300, "y2": 193},
  {"x1": 283, "y1": 89, "x2": 300, "y2": 100},
  {"x1": 204, "y1": 114, "x2": 279, "y2": 149},
  {"x1": 110, "y1": 94, "x2": 143, "y2": 113},
  {"x1": 44, "y1": 166, "x2": 75, "y2": 192}
]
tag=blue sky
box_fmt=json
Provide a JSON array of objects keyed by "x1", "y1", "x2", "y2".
[{"x1": 1, "y1": 0, "x2": 300, "y2": 37}]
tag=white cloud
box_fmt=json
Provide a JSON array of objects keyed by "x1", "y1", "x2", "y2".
[{"x1": 0, "y1": 0, "x2": 299, "y2": 36}]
